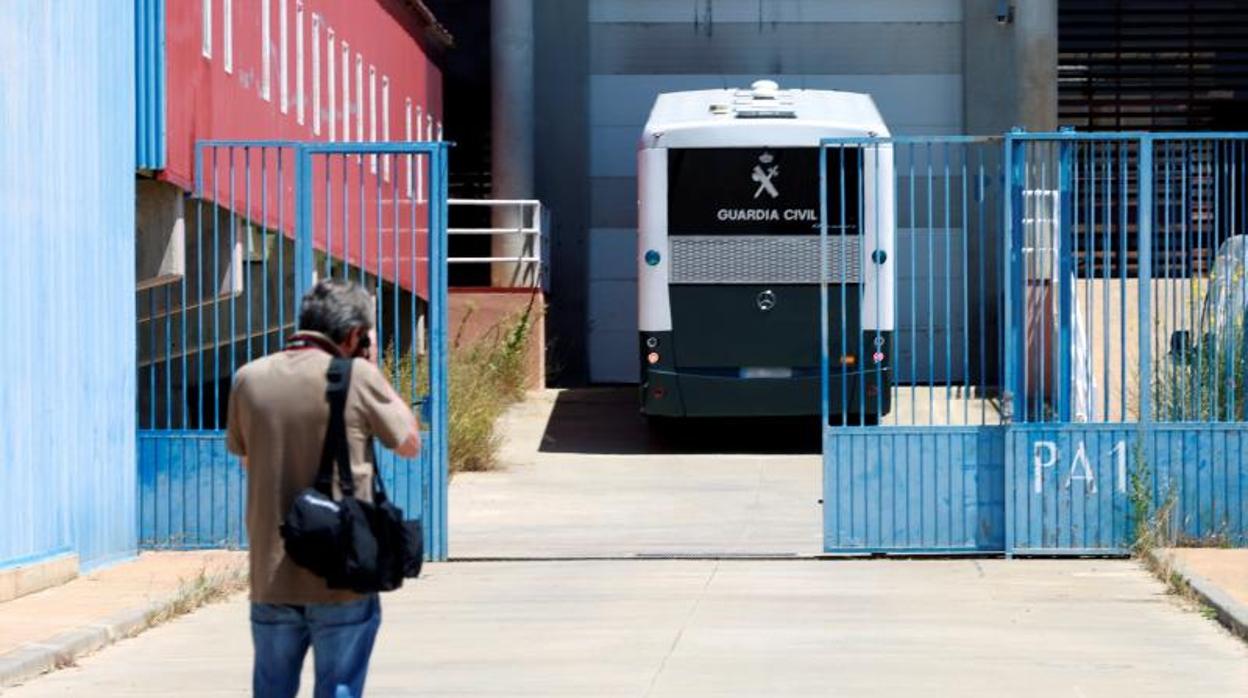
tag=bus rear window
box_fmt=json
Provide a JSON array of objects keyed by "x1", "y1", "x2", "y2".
[{"x1": 667, "y1": 147, "x2": 860, "y2": 236}]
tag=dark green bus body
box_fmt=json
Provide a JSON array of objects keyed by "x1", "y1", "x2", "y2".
[{"x1": 640, "y1": 285, "x2": 892, "y2": 418}]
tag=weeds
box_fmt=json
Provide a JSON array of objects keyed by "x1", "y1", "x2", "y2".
[
  {"x1": 382, "y1": 294, "x2": 537, "y2": 473},
  {"x1": 1153, "y1": 318, "x2": 1248, "y2": 422},
  {"x1": 1127, "y1": 439, "x2": 1179, "y2": 558},
  {"x1": 1129, "y1": 439, "x2": 1236, "y2": 554},
  {"x1": 141, "y1": 564, "x2": 248, "y2": 632}
]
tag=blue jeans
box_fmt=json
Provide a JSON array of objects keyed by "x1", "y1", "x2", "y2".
[{"x1": 250, "y1": 596, "x2": 382, "y2": 698}]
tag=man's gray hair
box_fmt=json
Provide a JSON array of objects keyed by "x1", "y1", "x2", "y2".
[{"x1": 298, "y1": 278, "x2": 374, "y2": 342}]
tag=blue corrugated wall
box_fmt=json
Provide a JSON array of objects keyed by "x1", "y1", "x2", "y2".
[
  {"x1": 135, "y1": 0, "x2": 166, "y2": 170},
  {"x1": 0, "y1": 2, "x2": 138, "y2": 571}
]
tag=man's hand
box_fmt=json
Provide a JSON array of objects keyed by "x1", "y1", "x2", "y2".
[
  {"x1": 380, "y1": 375, "x2": 421, "y2": 458},
  {"x1": 394, "y1": 431, "x2": 421, "y2": 459}
]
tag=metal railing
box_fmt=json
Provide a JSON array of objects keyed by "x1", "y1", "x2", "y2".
[{"x1": 448, "y1": 198, "x2": 547, "y2": 289}]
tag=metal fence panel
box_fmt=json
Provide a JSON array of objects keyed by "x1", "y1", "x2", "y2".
[
  {"x1": 137, "y1": 140, "x2": 450, "y2": 560},
  {"x1": 819, "y1": 137, "x2": 1008, "y2": 555},
  {"x1": 823, "y1": 427, "x2": 1005, "y2": 553},
  {"x1": 823, "y1": 132, "x2": 1248, "y2": 556},
  {"x1": 138, "y1": 430, "x2": 431, "y2": 550},
  {"x1": 1006, "y1": 425, "x2": 1134, "y2": 555},
  {"x1": 820, "y1": 137, "x2": 1007, "y2": 429},
  {"x1": 1149, "y1": 425, "x2": 1247, "y2": 546},
  {"x1": 1005, "y1": 132, "x2": 1248, "y2": 425},
  {"x1": 1006, "y1": 424, "x2": 1248, "y2": 553},
  {"x1": 1002, "y1": 133, "x2": 1247, "y2": 554}
]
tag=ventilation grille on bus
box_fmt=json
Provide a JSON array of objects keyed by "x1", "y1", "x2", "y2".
[{"x1": 669, "y1": 235, "x2": 862, "y2": 284}]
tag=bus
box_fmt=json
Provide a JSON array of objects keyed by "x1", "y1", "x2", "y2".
[{"x1": 637, "y1": 81, "x2": 895, "y2": 421}]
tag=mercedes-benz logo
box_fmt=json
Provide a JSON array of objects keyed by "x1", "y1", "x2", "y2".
[{"x1": 756, "y1": 289, "x2": 777, "y2": 311}]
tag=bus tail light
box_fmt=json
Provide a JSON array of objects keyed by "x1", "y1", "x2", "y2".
[
  {"x1": 839, "y1": 354, "x2": 856, "y2": 367},
  {"x1": 652, "y1": 386, "x2": 666, "y2": 399},
  {"x1": 647, "y1": 352, "x2": 660, "y2": 365}
]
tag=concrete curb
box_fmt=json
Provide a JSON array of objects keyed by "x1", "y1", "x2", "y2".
[
  {"x1": 0, "y1": 597, "x2": 169, "y2": 690},
  {"x1": 1147, "y1": 550, "x2": 1248, "y2": 642}
]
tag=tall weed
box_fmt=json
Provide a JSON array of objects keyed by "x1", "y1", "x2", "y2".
[
  {"x1": 1153, "y1": 319, "x2": 1247, "y2": 421},
  {"x1": 382, "y1": 294, "x2": 537, "y2": 473}
]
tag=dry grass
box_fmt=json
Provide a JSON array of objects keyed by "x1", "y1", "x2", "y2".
[
  {"x1": 383, "y1": 294, "x2": 536, "y2": 474},
  {"x1": 140, "y1": 564, "x2": 249, "y2": 632}
]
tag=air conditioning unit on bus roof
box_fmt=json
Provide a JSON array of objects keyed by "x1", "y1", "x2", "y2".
[{"x1": 642, "y1": 80, "x2": 888, "y2": 150}]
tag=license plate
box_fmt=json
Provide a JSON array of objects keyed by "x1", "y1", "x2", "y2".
[{"x1": 739, "y1": 367, "x2": 792, "y2": 379}]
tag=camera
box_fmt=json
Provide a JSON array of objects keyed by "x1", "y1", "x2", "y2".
[{"x1": 354, "y1": 329, "x2": 372, "y2": 359}]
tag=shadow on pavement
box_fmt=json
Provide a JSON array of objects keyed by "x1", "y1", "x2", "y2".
[{"x1": 538, "y1": 387, "x2": 821, "y2": 455}]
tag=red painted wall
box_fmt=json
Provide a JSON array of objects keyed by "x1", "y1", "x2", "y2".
[{"x1": 163, "y1": 0, "x2": 443, "y2": 296}]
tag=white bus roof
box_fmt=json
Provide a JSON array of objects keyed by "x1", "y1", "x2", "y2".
[{"x1": 641, "y1": 81, "x2": 890, "y2": 149}]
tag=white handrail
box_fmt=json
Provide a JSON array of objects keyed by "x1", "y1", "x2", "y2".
[
  {"x1": 448, "y1": 198, "x2": 539, "y2": 206},
  {"x1": 448, "y1": 198, "x2": 547, "y2": 289}
]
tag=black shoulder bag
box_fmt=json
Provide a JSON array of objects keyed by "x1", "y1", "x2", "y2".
[{"x1": 280, "y1": 356, "x2": 423, "y2": 592}]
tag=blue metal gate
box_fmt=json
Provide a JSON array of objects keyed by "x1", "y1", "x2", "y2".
[
  {"x1": 821, "y1": 132, "x2": 1248, "y2": 555},
  {"x1": 136, "y1": 140, "x2": 450, "y2": 560}
]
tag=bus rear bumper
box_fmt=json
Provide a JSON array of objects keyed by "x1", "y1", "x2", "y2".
[{"x1": 640, "y1": 368, "x2": 892, "y2": 419}]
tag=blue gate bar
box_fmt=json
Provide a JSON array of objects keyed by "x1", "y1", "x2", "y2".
[
  {"x1": 1057, "y1": 136, "x2": 1073, "y2": 421},
  {"x1": 1139, "y1": 138, "x2": 1154, "y2": 424},
  {"x1": 818, "y1": 146, "x2": 829, "y2": 428},
  {"x1": 294, "y1": 146, "x2": 313, "y2": 302},
  {"x1": 1009, "y1": 131, "x2": 1248, "y2": 141},
  {"x1": 1005, "y1": 135, "x2": 1024, "y2": 423}
]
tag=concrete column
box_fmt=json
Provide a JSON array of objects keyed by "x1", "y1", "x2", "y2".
[
  {"x1": 136, "y1": 179, "x2": 186, "y2": 290},
  {"x1": 534, "y1": 0, "x2": 590, "y2": 383},
  {"x1": 963, "y1": 0, "x2": 1057, "y2": 133},
  {"x1": 490, "y1": 0, "x2": 536, "y2": 287},
  {"x1": 1013, "y1": 0, "x2": 1057, "y2": 131}
]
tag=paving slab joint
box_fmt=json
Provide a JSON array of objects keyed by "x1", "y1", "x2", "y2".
[{"x1": 1146, "y1": 549, "x2": 1248, "y2": 643}]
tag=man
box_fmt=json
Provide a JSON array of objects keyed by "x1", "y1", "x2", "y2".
[{"x1": 227, "y1": 278, "x2": 420, "y2": 698}]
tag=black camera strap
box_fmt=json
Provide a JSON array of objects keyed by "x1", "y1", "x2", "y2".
[
  {"x1": 367, "y1": 439, "x2": 391, "y2": 504},
  {"x1": 315, "y1": 356, "x2": 356, "y2": 498}
]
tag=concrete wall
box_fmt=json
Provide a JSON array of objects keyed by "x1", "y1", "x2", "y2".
[
  {"x1": 585, "y1": 0, "x2": 967, "y2": 384},
  {"x1": 0, "y1": 1, "x2": 138, "y2": 570},
  {"x1": 963, "y1": 0, "x2": 1057, "y2": 134},
  {"x1": 449, "y1": 291, "x2": 546, "y2": 390},
  {"x1": 533, "y1": 0, "x2": 1056, "y2": 383}
]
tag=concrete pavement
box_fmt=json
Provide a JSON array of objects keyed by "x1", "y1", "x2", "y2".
[
  {"x1": 6, "y1": 390, "x2": 1246, "y2": 695},
  {"x1": 451, "y1": 389, "x2": 825, "y2": 558},
  {"x1": 1153, "y1": 548, "x2": 1248, "y2": 640},
  {"x1": 6, "y1": 558, "x2": 1246, "y2": 697}
]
